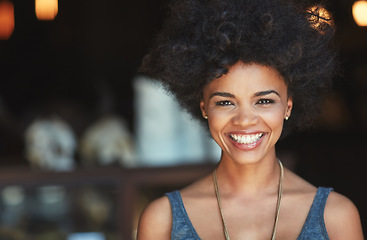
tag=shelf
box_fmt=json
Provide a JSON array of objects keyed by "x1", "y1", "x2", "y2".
[{"x1": 0, "y1": 163, "x2": 216, "y2": 240}]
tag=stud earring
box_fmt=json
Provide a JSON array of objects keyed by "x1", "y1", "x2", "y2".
[
  {"x1": 204, "y1": 115, "x2": 208, "y2": 119},
  {"x1": 285, "y1": 116, "x2": 289, "y2": 121}
]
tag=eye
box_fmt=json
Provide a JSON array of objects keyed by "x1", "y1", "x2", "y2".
[
  {"x1": 216, "y1": 100, "x2": 233, "y2": 106},
  {"x1": 257, "y1": 99, "x2": 274, "y2": 105}
]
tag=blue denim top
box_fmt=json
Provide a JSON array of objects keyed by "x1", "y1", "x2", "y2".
[{"x1": 165, "y1": 187, "x2": 332, "y2": 240}]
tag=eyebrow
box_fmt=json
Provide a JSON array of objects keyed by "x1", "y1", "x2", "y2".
[
  {"x1": 254, "y1": 90, "x2": 280, "y2": 97},
  {"x1": 209, "y1": 90, "x2": 280, "y2": 100},
  {"x1": 209, "y1": 92, "x2": 235, "y2": 99}
]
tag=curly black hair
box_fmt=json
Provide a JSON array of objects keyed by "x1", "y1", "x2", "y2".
[{"x1": 140, "y1": 0, "x2": 338, "y2": 132}]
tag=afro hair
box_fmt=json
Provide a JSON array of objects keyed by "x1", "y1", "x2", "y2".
[{"x1": 140, "y1": 0, "x2": 338, "y2": 132}]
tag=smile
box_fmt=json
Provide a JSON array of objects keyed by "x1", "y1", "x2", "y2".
[{"x1": 229, "y1": 133, "x2": 264, "y2": 144}]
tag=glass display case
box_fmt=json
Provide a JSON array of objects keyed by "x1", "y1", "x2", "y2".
[{"x1": 0, "y1": 164, "x2": 215, "y2": 240}]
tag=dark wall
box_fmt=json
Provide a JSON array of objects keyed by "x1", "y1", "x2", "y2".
[{"x1": 0, "y1": 0, "x2": 168, "y2": 163}]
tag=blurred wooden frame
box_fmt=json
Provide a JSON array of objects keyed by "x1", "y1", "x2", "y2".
[{"x1": 0, "y1": 163, "x2": 215, "y2": 240}]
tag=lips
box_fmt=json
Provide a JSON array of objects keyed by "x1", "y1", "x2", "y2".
[{"x1": 227, "y1": 132, "x2": 265, "y2": 150}]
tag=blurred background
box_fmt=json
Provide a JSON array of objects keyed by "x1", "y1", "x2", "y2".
[{"x1": 0, "y1": 0, "x2": 366, "y2": 239}]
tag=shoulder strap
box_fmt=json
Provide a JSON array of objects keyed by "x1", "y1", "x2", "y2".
[
  {"x1": 297, "y1": 187, "x2": 333, "y2": 240},
  {"x1": 308, "y1": 187, "x2": 333, "y2": 218},
  {"x1": 165, "y1": 191, "x2": 201, "y2": 240}
]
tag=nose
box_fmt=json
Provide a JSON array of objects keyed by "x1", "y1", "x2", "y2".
[{"x1": 232, "y1": 105, "x2": 258, "y2": 127}]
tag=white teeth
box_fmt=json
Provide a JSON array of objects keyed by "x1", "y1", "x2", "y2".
[{"x1": 230, "y1": 133, "x2": 263, "y2": 144}]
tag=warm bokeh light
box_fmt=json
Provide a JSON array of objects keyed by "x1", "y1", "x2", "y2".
[
  {"x1": 308, "y1": 5, "x2": 333, "y2": 32},
  {"x1": 35, "y1": 0, "x2": 58, "y2": 21},
  {"x1": 0, "y1": 1, "x2": 15, "y2": 40},
  {"x1": 353, "y1": 0, "x2": 367, "y2": 26}
]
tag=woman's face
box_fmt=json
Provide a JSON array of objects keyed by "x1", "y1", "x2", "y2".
[{"x1": 200, "y1": 62, "x2": 292, "y2": 165}]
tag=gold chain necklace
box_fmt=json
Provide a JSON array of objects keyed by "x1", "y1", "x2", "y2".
[{"x1": 213, "y1": 160, "x2": 284, "y2": 240}]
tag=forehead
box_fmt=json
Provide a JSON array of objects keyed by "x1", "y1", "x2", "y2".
[{"x1": 203, "y1": 62, "x2": 287, "y2": 97}]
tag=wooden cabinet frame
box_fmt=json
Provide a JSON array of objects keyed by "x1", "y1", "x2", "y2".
[{"x1": 0, "y1": 164, "x2": 215, "y2": 240}]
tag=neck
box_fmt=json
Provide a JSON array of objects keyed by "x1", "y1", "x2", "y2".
[
  {"x1": 213, "y1": 156, "x2": 284, "y2": 240},
  {"x1": 215, "y1": 155, "x2": 281, "y2": 196}
]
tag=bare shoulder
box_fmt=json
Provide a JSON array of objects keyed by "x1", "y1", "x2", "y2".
[
  {"x1": 180, "y1": 173, "x2": 213, "y2": 196},
  {"x1": 284, "y1": 169, "x2": 364, "y2": 239},
  {"x1": 284, "y1": 168, "x2": 316, "y2": 192},
  {"x1": 324, "y1": 191, "x2": 364, "y2": 240},
  {"x1": 137, "y1": 195, "x2": 172, "y2": 240}
]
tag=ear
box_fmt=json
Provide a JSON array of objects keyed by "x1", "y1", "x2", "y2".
[
  {"x1": 285, "y1": 97, "x2": 293, "y2": 118},
  {"x1": 200, "y1": 99, "x2": 208, "y2": 119}
]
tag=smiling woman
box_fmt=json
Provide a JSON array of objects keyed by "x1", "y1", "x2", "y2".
[
  {"x1": 136, "y1": 0, "x2": 364, "y2": 239},
  {"x1": 200, "y1": 63, "x2": 291, "y2": 165}
]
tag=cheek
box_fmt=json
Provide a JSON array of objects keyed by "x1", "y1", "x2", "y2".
[
  {"x1": 206, "y1": 112, "x2": 230, "y2": 143},
  {"x1": 207, "y1": 114, "x2": 226, "y2": 136},
  {"x1": 207, "y1": 107, "x2": 231, "y2": 126},
  {"x1": 259, "y1": 108, "x2": 286, "y2": 130}
]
